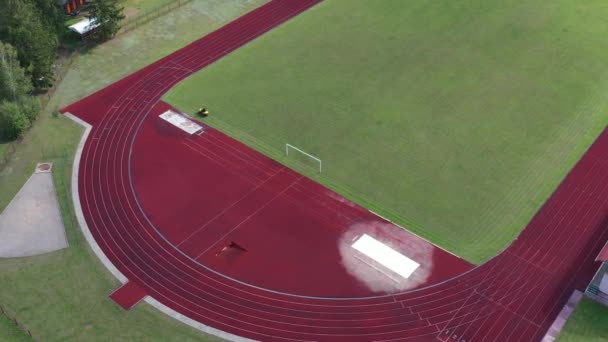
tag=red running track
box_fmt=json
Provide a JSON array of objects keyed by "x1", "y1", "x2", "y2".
[
  {"x1": 132, "y1": 100, "x2": 473, "y2": 298},
  {"x1": 62, "y1": 0, "x2": 608, "y2": 340}
]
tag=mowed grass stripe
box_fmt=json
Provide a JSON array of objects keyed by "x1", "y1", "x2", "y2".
[{"x1": 165, "y1": 0, "x2": 608, "y2": 263}]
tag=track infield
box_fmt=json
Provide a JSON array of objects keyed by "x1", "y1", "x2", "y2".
[{"x1": 60, "y1": 0, "x2": 608, "y2": 341}]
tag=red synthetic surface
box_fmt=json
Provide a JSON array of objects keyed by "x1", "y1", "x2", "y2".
[
  {"x1": 109, "y1": 281, "x2": 147, "y2": 310},
  {"x1": 132, "y1": 101, "x2": 473, "y2": 297},
  {"x1": 598, "y1": 242, "x2": 608, "y2": 262},
  {"x1": 62, "y1": 0, "x2": 608, "y2": 340}
]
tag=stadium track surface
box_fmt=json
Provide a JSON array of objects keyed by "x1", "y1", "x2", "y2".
[
  {"x1": 62, "y1": 0, "x2": 608, "y2": 340},
  {"x1": 131, "y1": 100, "x2": 474, "y2": 298}
]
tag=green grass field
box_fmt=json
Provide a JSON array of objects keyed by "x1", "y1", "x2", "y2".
[
  {"x1": 558, "y1": 298, "x2": 608, "y2": 342},
  {"x1": 0, "y1": 315, "x2": 31, "y2": 342},
  {"x1": 0, "y1": 0, "x2": 267, "y2": 340},
  {"x1": 165, "y1": 0, "x2": 608, "y2": 263}
]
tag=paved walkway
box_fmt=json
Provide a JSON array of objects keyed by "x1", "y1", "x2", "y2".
[{"x1": 0, "y1": 164, "x2": 68, "y2": 258}]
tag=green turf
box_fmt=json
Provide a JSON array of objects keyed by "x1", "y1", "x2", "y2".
[
  {"x1": 165, "y1": 0, "x2": 608, "y2": 263},
  {"x1": 0, "y1": 314, "x2": 31, "y2": 341},
  {"x1": 0, "y1": 0, "x2": 267, "y2": 340},
  {"x1": 64, "y1": 17, "x2": 82, "y2": 27},
  {"x1": 124, "y1": 0, "x2": 171, "y2": 12},
  {"x1": 558, "y1": 298, "x2": 608, "y2": 342}
]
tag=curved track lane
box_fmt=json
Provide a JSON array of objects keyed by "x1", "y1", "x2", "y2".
[{"x1": 63, "y1": 0, "x2": 608, "y2": 340}]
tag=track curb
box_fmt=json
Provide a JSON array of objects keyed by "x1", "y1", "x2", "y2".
[{"x1": 66, "y1": 114, "x2": 255, "y2": 342}]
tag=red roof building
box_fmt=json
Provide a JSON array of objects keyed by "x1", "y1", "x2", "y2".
[{"x1": 57, "y1": 0, "x2": 86, "y2": 15}]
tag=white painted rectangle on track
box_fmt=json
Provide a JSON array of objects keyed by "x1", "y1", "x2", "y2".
[
  {"x1": 352, "y1": 234, "x2": 420, "y2": 279},
  {"x1": 159, "y1": 110, "x2": 203, "y2": 135}
]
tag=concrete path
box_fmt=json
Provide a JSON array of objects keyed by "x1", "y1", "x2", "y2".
[{"x1": 0, "y1": 163, "x2": 68, "y2": 257}]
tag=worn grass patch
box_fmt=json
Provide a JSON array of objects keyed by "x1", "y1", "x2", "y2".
[{"x1": 165, "y1": 0, "x2": 608, "y2": 263}]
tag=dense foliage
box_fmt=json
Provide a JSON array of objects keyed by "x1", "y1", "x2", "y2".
[
  {"x1": 0, "y1": 0, "x2": 125, "y2": 141},
  {"x1": 0, "y1": 42, "x2": 40, "y2": 140},
  {"x1": 0, "y1": 0, "x2": 63, "y2": 89},
  {"x1": 87, "y1": 0, "x2": 125, "y2": 41}
]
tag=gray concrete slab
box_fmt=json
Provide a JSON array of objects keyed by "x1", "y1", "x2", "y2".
[
  {"x1": 542, "y1": 290, "x2": 583, "y2": 342},
  {"x1": 0, "y1": 164, "x2": 68, "y2": 257}
]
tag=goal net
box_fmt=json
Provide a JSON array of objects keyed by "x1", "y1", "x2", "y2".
[{"x1": 285, "y1": 143, "x2": 322, "y2": 174}]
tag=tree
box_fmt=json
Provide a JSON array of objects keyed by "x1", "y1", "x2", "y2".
[
  {"x1": 87, "y1": 0, "x2": 125, "y2": 41},
  {"x1": 0, "y1": 42, "x2": 40, "y2": 141},
  {"x1": 0, "y1": 42, "x2": 33, "y2": 102},
  {"x1": 29, "y1": 0, "x2": 65, "y2": 36},
  {"x1": 0, "y1": 0, "x2": 58, "y2": 88}
]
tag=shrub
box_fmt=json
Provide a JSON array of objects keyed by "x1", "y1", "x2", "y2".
[
  {"x1": 0, "y1": 100, "x2": 30, "y2": 140},
  {"x1": 18, "y1": 96, "x2": 40, "y2": 123}
]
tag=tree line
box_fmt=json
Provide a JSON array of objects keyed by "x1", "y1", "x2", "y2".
[{"x1": 0, "y1": 0, "x2": 124, "y2": 140}]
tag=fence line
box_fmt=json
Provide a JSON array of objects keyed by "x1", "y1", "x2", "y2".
[
  {"x1": 118, "y1": 0, "x2": 193, "y2": 35},
  {"x1": 39, "y1": 47, "x2": 83, "y2": 111}
]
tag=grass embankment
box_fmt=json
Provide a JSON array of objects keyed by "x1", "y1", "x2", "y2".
[
  {"x1": 165, "y1": 0, "x2": 608, "y2": 263},
  {"x1": 558, "y1": 298, "x2": 608, "y2": 342},
  {"x1": 0, "y1": 0, "x2": 268, "y2": 340}
]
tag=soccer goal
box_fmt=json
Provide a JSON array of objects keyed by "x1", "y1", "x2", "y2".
[{"x1": 285, "y1": 143, "x2": 322, "y2": 174}]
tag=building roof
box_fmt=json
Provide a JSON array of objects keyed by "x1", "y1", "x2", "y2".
[
  {"x1": 68, "y1": 17, "x2": 100, "y2": 35},
  {"x1": 597, "y1": 240, "x2": 608, "y2": 262}
]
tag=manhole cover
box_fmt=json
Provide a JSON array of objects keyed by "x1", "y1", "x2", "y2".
[{"x1": 35, "y1": 163, "x2": 53, "y2": 173}]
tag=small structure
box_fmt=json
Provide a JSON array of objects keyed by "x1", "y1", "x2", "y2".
[
  {"x1": 57, "y1": 0, "x2": 86, "y2": 15},
  {"x1": 585, "y1": 241, "x2": 608, "y2": 305},
  {"x1": 68, "y1": 17, "x2": 100, "y2": 39}
]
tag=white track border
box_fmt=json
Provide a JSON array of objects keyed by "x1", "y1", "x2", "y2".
[{"x1": 66, "y1": 113, "x2": 254, "y2": 342}]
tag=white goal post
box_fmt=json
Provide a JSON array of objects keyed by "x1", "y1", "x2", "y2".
[{"x1": 285, "y1": 143, "x2": 322, "y2": 173}]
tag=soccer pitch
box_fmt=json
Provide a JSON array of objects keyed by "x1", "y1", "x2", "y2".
[{"x1": 164, "y1": 0, "x2": 608, "y2": 263}]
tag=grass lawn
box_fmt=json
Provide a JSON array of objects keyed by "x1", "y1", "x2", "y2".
[
  {"x1": 61, "y1": 0, "x2": 268, "y2": 103},
  {"x1": 558, "y1": 298, "x2": 608, "y2": 342},
  {"x1": 0, "y1": 315, "x2": 31, "y2": 342},
  {"x1": 0, "y1": 0, "x2": 267, "y2": 340},
  {"x1": 0, "y1": 139, "x2": 11, "y2": 164},
  {"x1": 165, "y1": 0, "x2": 608, "y2": 263},
  {"x1": 123, "y1": 0, "x2": 175, "y2": 18},
  {"x1": 64, "y1": 17, "x2": 81, "y2": 27}
]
